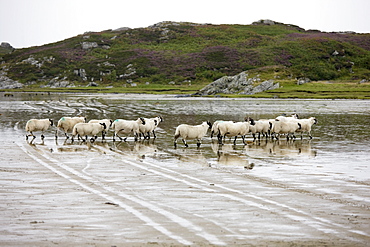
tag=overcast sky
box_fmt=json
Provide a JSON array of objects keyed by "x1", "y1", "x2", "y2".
[{"x1": 1, "y1": 0, "x2": 369, "y2": 48}]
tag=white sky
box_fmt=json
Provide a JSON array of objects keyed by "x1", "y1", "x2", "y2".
[{"x1": 1, "y1": 0, "x2": 369, "y2": 48}]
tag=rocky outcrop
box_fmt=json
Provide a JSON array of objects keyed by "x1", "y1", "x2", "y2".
[
  {"x1": 43, "y1": 77, "x2": 74, "y2": 88},
  {"x1": 297, "y1": 77, "x2": 311, "y2": 85},
  {"x1": 0, "y1": 72, "x2": 23, "y2": 89},
  {"x1": 0, "y1": 42, "x2": 14, "y2": 54},
  {"x1": 194, "y1": 72, "x2": 279, "y2": 96},
  {"x1": 82, "y1": 42, "x2": 98, "y2": 50}
]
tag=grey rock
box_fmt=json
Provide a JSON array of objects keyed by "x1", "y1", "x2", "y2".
[
  {"x1": 46, "y1": 77, "x2": 74, "y2": 88},
  {"x1": 0, "y1": 75, "x2": 23, "y2": 89},
  {"x1": 74, "y1": 68, "x2": 87, "y2": 80},
  {"x1": 112, "y1": 27, "x2": 131, "y2": 32},
  {"x1": 243, "y1": 80, "x2": 279, "y2": 95},
  {"x1": 359, "y1": 79, "x2": 368, "y2": 84},
  {"x1": 0, "y1": 42, "x2": 13, "y2": 49},
  {"x1": 82, "y1": 42, "x2": 98, "y2": 50},
  {"x1": 297, "y1": 77, "x2": 311, "y2": 85},
  {"x1": 196, "y1": 71, "x2": 279, "y2": 96},
  {"x1": 88, "y1": 82, "x2": 98, "y2": 87}
]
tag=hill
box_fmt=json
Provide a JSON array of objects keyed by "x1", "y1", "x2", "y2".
[{"x1": 1, "y1": 20, "x2": 370, "y2": 96}]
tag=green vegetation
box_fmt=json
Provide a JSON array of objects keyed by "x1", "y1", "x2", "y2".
[{"x1": 1, "y1": 20, "x2": 370, "y2": 98}]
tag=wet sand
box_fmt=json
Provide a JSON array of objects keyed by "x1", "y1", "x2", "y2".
[{"x1": 0, "y1": 93, "x2": 369, "y2": 246}]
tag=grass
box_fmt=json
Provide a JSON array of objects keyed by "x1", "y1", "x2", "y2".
[{"x1": 3, "y1": 80, "x2": 370, "y2": 99}]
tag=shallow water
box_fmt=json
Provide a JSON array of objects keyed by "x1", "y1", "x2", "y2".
[
  {"x1": 1, "y1": 92, "x2": 370, "y2": 245},
  {"x1": 3, "y1": 93, "x2": 370, "y2": 196}
]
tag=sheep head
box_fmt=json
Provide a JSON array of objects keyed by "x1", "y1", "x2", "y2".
[
  {"x1": 245, "y1": 117, "x2": 255, "y2": 125},
  {"x1": 100, "y1": 123, "x2": 107, "y2": 130},
  {"x1": 207, "y1": 121, "x2": 212, "y2": 129},
  {"x1": 49, "y1": 119, "x2": 54, "y2": 126}
]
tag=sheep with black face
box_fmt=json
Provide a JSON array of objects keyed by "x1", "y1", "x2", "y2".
[{"x1": 25, "y1": 118, "x2": 53, "y2": 141}]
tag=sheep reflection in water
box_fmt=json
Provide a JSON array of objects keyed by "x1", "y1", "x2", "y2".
[
  {"x1": 111, "y1": 139, "x2": 158, "y2": 159},
  {"x1": 173, "y1": 148, "x2": 210, "y2": 167},
  {"x1": 211, "y1": 141, "x2": 254, "y2": 169},
  {"x1": 245, "y1": 140, "x2": 317, "y2": 158}
]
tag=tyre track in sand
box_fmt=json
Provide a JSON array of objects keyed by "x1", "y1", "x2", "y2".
[
  {"x1": 15, "y1": 135, "x2": 370, "y2": 245},
  {"x1": 19, "y1": 133, "x2": 369, "y2": 245},
  {"x1": 16, "y1": 139, "x2": 226, "y2": 246},
  {"x1": 104, "y1": 143, "x2": 370, "y2": 244}
]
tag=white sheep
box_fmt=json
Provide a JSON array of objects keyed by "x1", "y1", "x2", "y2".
[
  {"x1": 275, "y1": 113, "x2": 299, "y2": 122},
  {"x1": 295, "y1": 117, "x2": 318, "y2": 139},
  {"x1": 271, "y1": 119, "x2": 301, "y2": 140},
  {"x1": 88, "y1": 119, "x2": 113, "y2": 140},
  {"x1": 249, "y1": 119, "x2": 272, "y2": 141},
  {"x1": 112, "y1": 117, "x2": 146, "y2": 142},
  {"x1": 139, "y1": 116, "x2": 163, "y2": 139},
  {"x1": 25, "y1": 118, "x2": 53, "y2": 141},
  {"x1": 55, "y1": 116, "x2": 86, "y2": 139},
  {"x1": 210, "y1": 120, "x2": 233, "y2": 138},
  {"x1": 217, "y1": 117, "x2": 255, "y2": 145},
  {"x1": 71, "y1": 122, "x2": 107, "y2": 142},
  {"x1": 174, "y1": 121, "x2": 212, "y2": 148}
]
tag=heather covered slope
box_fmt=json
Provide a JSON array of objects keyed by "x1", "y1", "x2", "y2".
[{"x1": 1, "y1": 20, "x2": 370, "y2": 89}]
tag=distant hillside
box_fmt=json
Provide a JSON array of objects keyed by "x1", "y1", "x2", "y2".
[{"x1": 1, "y1": 20, "x2": 370, "y2": 89}]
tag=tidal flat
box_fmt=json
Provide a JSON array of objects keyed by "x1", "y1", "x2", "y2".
[{"x1": 0, "y1": 92, "x2": 369, "y2": 246}]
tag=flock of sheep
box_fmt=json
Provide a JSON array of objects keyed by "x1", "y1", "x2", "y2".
[{"x1": 25, "y1": 114, "x2": 317, "y2": 147}]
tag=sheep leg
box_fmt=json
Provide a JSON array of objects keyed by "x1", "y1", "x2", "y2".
[
  {"x1": 275, "y1": 133, "x2": 279, "y2": 140},
  {"x1": 217, "y1": 133, "x2": 223, "y2": 145},
  {"x1": 114, "y1": 133, "x2": 123, "y2": 142},
  {"x1": 41, "y1": 134, "x2": 45, "y2": 140},
  {"x1": 174, "y1": 134, "x2": 181, "y2": 147},
  {"x1": 308, "y1": 131, "x2": 313, "y2": 139},
  {"x1": 152, "y1": 130, "x2": 157, "y2": 139},
  {"x1": 182, "y1": 139, "x2": 189, "y2": 148},
  {"x1": 233, "y1": 136, "x2": 238, "y2": 145},
  {"x1": 26, "y1": 132, "x2": 36, "y2": 141},
  {"x1": 196, "y1": 139, "x2": 201, "y2": 148},
  {"x1": 241, "y1": 135, "x2": 246, "y2": 145}
]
